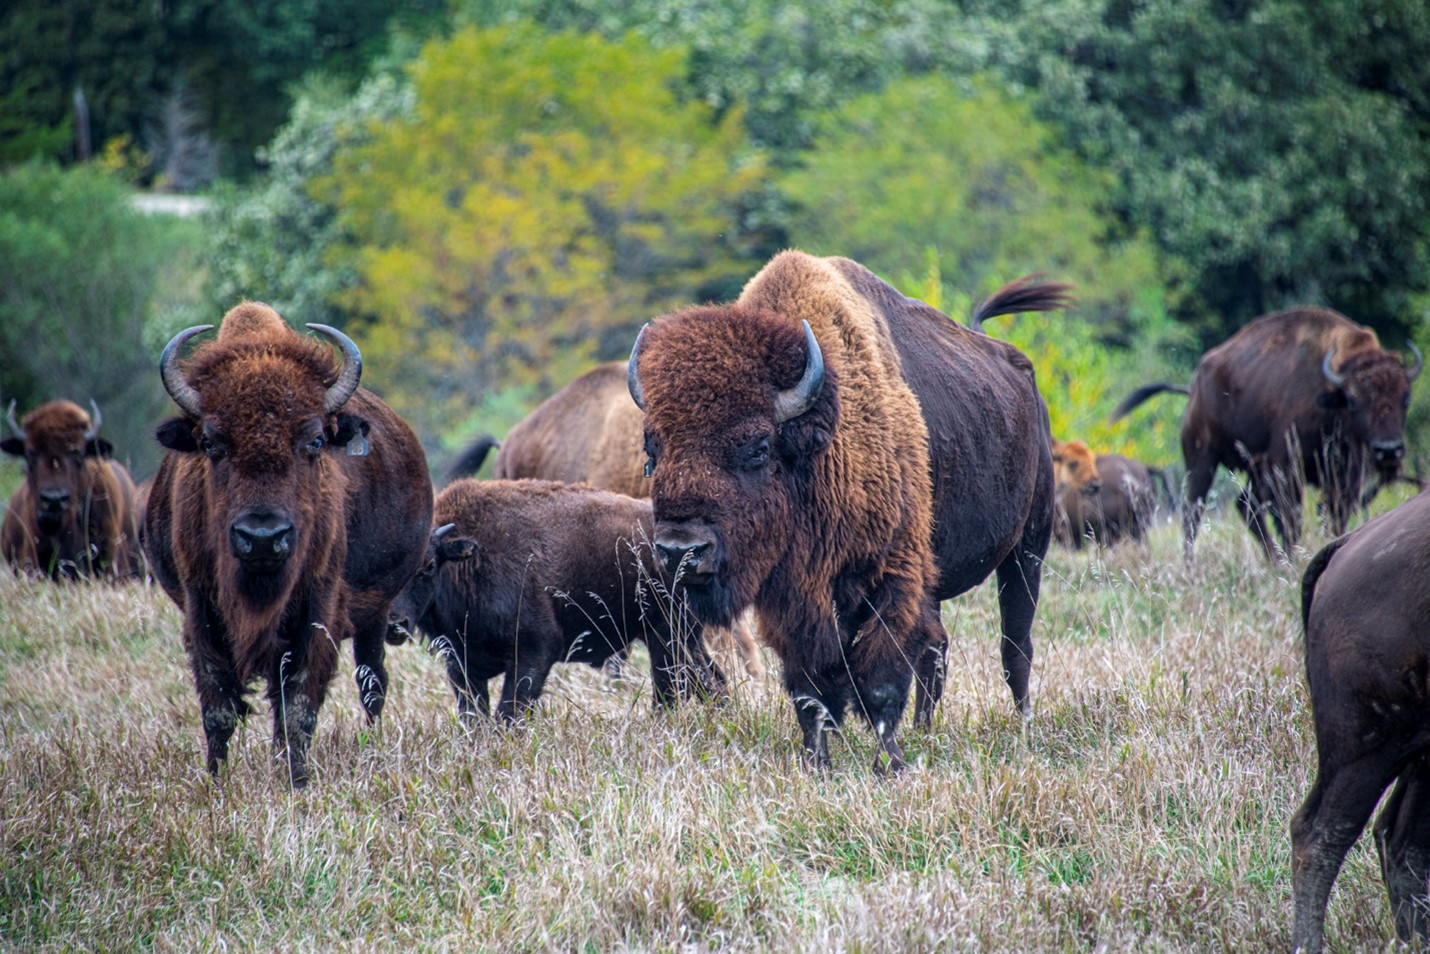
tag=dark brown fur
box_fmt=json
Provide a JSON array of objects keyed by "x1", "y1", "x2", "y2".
[
  {"x1": 389, "y1": 479, "x2": 723, "y2": 721},
  {"x1": 1291, "y1": 491, "x2": 1430, "y2": 953},
  {"x1": 632, "y1": 251, "x2": 1064, "y2": 772},
  {"x1": 143, "y1": 303, "x2": 432, "y2": 786},
  {"x1": 2, "y1": 400, "x2": 143, "y2": 580},
  {"x1": 1054, "y1": 453, "x2": 1164, "y2": 549},
  {"x1": 1114, "y1": 307, "x2": 1418, "y2": 559}
]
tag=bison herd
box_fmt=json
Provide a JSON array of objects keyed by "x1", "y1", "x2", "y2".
[{"x1": 2, "y1": 251, "x2": 1425, "y2": 951}]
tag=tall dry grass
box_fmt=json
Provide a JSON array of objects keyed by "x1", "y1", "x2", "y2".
[{"x1": 0, "y1": 511, "x2": 1400, "y2": 951}]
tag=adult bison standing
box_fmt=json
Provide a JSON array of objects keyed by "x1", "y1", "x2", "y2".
[
  {"x1": 628, "y1": 251, "x2": 1067, "y2": 772},
  {"x1": 2, "y1": 399, "x2": 144, "y2": 580},
  {"x1": 1113, "y1": 307, "x2": 1420, "y2": 559},
  {"x1": 144, "y1": 303, "x2": 432, "y2": 786}
]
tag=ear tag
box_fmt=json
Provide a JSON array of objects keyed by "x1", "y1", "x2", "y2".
[{"x1": 347, "y1": 434, "x2": 370, "y2": 457}]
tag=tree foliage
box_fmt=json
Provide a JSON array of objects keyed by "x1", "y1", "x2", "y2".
[
  {"x1": 0, "y1": 162, "x2": 202, "y2": 475},
  {"x1": 325, "y1": 24, "x2": 766, "y2": 442}
]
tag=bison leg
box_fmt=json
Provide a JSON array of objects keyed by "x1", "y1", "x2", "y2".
[
  {"x1": 351, "y1": 621, "x2": 389, "y2": 723},
  {"x1": 496, "y1": 626, "x2": 562, "y2": 723},
  {"x1": 1291, "y1": 753, "x2": 1400, "y2": 954},
  {"x1": 184, "y1": 594, "x2": 251, "y2": 775},
  {"x1": 1181, "y1": 456, "x2": 1217, "y2": 561},
  {"x1": 994, "y1": 544, "x2": 1042, "y2": 718},
  {"x1": 266, "y1": 621, "x2": 340, "y2": 789},
  {"x1": 437, "y1": 638, "x2": 496, "y2": 722},
  {"x1": 791, "y1": 683, "x2": 837, "y2": 773},
  {"x1": 850, "y1": 661, "x2": 912, "y2": 776},
  {"x1": 913, "y1": 599, "x2": 948, "y2": 728},
  {"x1": 1374, "y1": 758, "x2": 1430, "y2": 944}
]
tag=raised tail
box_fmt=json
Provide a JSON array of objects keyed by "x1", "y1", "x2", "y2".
[
  {"x1": 442, "y1": 434, "x2": 501, "y2": 484},
  {"x1": 1110, "y1": 383, "x2": 1191, "y2": 422},
  {"x1": 968, "y1": 273, "x2": 1077, "y2": 333}
]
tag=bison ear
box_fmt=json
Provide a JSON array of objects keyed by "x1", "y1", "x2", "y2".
[
  {"x1": 1316, "y1": 389, "x2": 1349, "y2": 410},
  {"x1": 330, "y1": 413, "x2": 370, "y2": 448},
  {"x1": 0, "y1": 437, "x2": 22, "y2": 457},
  {"x1": 84, "y1": 437, "x2": 114, "y2": 459},
  {"x1": 437, "y1": 537, "x2": 479, "y2": 568},
  {"x1": 155, "y1": 418, "x2": 199, "y2": 452}
]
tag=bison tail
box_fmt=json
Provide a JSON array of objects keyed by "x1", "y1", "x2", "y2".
[
  {"x1": 968, "y1": 274, "x2": 1076, "y2": 333},
  {"x1": 443, "y1": 435, "x2": 501, "y2": 484},
  {"x1": 1110, "y1": 383, "x2": 1191, "y2": 422},
  {"x1": 1300, "y1": 535, "x2": 1348, "y2": 656}
]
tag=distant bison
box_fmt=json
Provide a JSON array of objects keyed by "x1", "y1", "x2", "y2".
[
  {"x1": 144, "y1": 303, "x2": 432, "y2": 786},
  {"x1": 2, "y1": 399, "x2": 143, "y2": 580},
  {"x1": 1291, "y1": 490, "x2": 1430, "y2": 953},
  {"x1": 388, "y1": 479, "x2": 724, "y2": 720},
  {"x1": 1054, "y1": 452, "x2": 1166, "y2": 549},
  {"x1": 1052, "y1": 439, "x2": 1102, "y2": 496},
  {"x1": 471, "y1": 361, "x2": 765, "y2": 682},
  {"x1": 1113, "y1": 307, "x2": 1420, "y2": 559},
  {"x1": 628, "y1": 251, "x2": 1070, "y2": 772}
]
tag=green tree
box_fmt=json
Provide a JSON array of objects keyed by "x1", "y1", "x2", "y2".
[
  {"x1": 325, "y1": 24, "x2": 766, "y2": 442},
  {"x1": 782, "y1": 75, "x2": 1175, "y2": 330},
  {"x1": 0, "y1": 161, "x2": 203, "y2": 476}
]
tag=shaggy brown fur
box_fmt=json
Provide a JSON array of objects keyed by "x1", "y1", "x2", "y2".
[
  {"x1": 389, "y1": 479, "x2": 723, "y2": 721},
  {"x1": 144, "y1": 302, "x2": 432, "y2": 786},
  {"x1": 1292, "y1": 491, "x2": 1430, "y2": 953},
  {"x1": 632, "y1": 251, "x2": 1065, "y2": 772},
  {"x1": 1054, "y1": 453, "x2": 1166, "y2": 549},
  {"x1": 1051, "y1": 439, "x2": 1102, "y2": 495},
  {"x1": 2, "y1": 400, "x2": 143, "y2": 580},
  {"x1": 1114, "y1": 307, "x2": 1419, "y2": 560}
]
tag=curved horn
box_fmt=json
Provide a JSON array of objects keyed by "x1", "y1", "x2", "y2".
[
  {"x1": 627, "y1": 324, "x2": 649, "y2": 410},
  {"x1": 773, "y1": 320, "x2": 826, "y2": 424},
  {"x1": 6, "y1": 400, "x2": 23, "y2": 440},
  {"x1": 1406, "y1": 342, "x2": 1422, "y2": 382},
  {"x1": 160, "y1": 325, "x2": 215, "y2": 418},
  {"x1": 307, "y1": 324, "x2": 363, "y2": 414},
  {"x1": 1321, "y1": 348, "x2": 1345, "y2": 389},
  {"x1": 432, "y1": 522, "x2": 457, "y2": 542},
  {"x1": 84, "y1": 399, "x2": 102, "y2": 442}
]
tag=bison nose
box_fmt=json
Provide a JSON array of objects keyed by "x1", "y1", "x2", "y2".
[
  {"x1": 38, "y1": 488, "x2": 70, "y2": 512},
  {"x1": 654, "y1": 525, "x2": 718, "y2": 577},
  {"x1": 229, "y1": 516, "x2": 294, "y2": 563},
  {"x1": 1372, "y1": 440, "x2": 1405, "y2": 463},
  {"x1": 1083, "y1": 479, "x2": 1103, "y2": 495}
]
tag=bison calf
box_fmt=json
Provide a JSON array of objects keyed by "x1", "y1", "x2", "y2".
[
  {"x1": 1054, "y1": 452, "x2": 1166, "y2": 549},
  {"x1": 2, "y1": 399, "x2": 143, "y2": 580},
  {"x1": 1292, "y1": 490, "x2": 1430, "y2": 952},
  {"x1": 388, "y1": 479, "x2": 724, "y2": 721}
]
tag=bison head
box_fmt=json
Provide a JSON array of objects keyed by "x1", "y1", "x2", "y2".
[
  {"x1": 2, "y1": 399, "x2": 112, "y2": 535},
  {"x1": 1052, "y1": 439, "x2": 1102, "y2": 496},
  {"x1": 155, "y1": 305, "x2": 366, "y2": 611},
  {"x1": 386, "y1": 523, "x2": 478, "y2": 645},
  {"x1": 1319, "y1": 343, "x2": 1420, "y2": 478},
  {"x1": 628, "y1": 305, "x2": 837, "y2": 628}
]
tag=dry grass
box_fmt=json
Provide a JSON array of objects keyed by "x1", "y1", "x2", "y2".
[{"x1": 0, "y1": 509, "x2": 1403, "y2": 951}]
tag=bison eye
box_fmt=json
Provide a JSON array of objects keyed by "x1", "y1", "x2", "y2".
[
  {"x1": 305, "y1": 435, "x2": 325, "y2": 458},
  {"x1": 200, "y1": 437, "x2": 226, "y2": 461},
  {"x1": 743, "y1": 439, "x2": 770, "y2": 472}
]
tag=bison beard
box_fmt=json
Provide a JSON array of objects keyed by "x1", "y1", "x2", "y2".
[
  {"x1": 145, "y1": 302, "x2": 432, "y2": 787},
  {"x1": 630, "y1": 255, "x2": 942, "y2": 774}
]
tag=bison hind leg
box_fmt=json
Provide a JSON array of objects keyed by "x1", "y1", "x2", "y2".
[
  {"x1": 913, "y1": 601, "x2": 948, "y2": 728},
  {"x1": 1374, "y1": 759, "x2": 1430, "y2": 944},
  {"x1": 995, "y1": 545, "x2": 1042, "y2": 718}
]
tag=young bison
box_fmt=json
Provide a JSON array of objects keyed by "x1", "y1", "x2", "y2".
[
  {"x1": 388, "y1": 479, "x2": 724, "y2": 721},
  {"x1": 1292, "y1": 489, "x2": 1430, "y2": 952}
]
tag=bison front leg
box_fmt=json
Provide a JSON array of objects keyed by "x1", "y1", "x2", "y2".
[
  {"x1": 913, "y1": 599, "x2": 948, "y2": 728},
  {"x1": 1374, "y1": 759, "x2": 1430, "y2": 945},
  {"x1": 496, "y1": 623, "x2": 562, "y2": 723},
  {"x1": 183, "y1": 592, "x2": 251, "y2": 775},
  {"x1": 351, "y1": 620, "x2": 389, "y2": 723},
  {"x1": 267, "y1": 618, "x2": 340, "y2": 788}
]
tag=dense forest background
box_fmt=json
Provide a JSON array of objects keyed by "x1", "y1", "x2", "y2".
[{"x1": 2, "y1": 0, "x2": 1427, "y2": 481}]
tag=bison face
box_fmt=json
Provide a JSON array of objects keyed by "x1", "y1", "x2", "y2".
[
  {"x1": 1051, "y1": 439, "x2": 1102, "y2": 496},
  {"x1": 3, "y1": 400, "x2": 111, "y2": 534},
  {"x1": 1319, "y1": 349, "x2": 1418, "y2": 479},
  {"x1": 386, "y1": 523, "x2": 478, "y2": 645},
  {"x1": 629, "y1": 306, "x2": 836, "y2": 628}
]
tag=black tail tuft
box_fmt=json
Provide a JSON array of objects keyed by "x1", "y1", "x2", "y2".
[
  {"x1": 443, "y1": 435, "x2": 501, "y2": 484},
  {"x1": 968, "y1": 273, "x2": 1077, "y2": 333},
  {"x1": 1110, "y1": 383, "x2": 1191, "y2": 422}
]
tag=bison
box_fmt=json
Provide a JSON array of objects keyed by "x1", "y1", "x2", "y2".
[
  {"x1": 2, "y1": 399, "x2": 143, "y2": 580},
  {"x1": 628, "y1": 251, "x2": 1071, "y2": 772},
  {"x1": 387, "y1": 479, "x2": 724, "y2": 720},
  {"x1": 1052, "y1": 439, "x2": 1102, "y2": 496},
  {"x1": 1113, "y1": 306, "x2": 1420, "y2": 560},
  {"x1": 468, "y1": 361, "x2": 766, "y2": 682},
  {"x1": 1291, "y1": 489, "x2": 1430, "y2": 953},
  {"x1": 143, "y1": 303, "x2": 433, "y2": 786},
  {"x1": 1054, "y1": 451, "x2": 1167, "y2": 549}
]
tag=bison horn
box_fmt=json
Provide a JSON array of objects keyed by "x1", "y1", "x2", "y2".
[
  {"x1": 159, "y1": 325, "x2": 215, "y2": 418},
  {"x1": 5, "y1": 400, "x2": 23, "y2": 440},
  {"x1": 773, "y1": 320, "x2": 825, "y2": 424},
  {"x1": 627, "y1": 324, "x2": 649, "y2": 410},
  {"x1": 1321, "y1": 348, "x2": 1346, "y2": 389},
  {"x1": 84, "y1": 399, "x2": 102, "y2": 442},
  {"x1": 432, "y1": 522, "x2": 456, "y2": 541},
  {"x1": 1406, "y1": 342, "x2": 1422, "y2": 381},
  {"x1": 307, "y1": 324, "x2": 363, "y2": 414}
]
